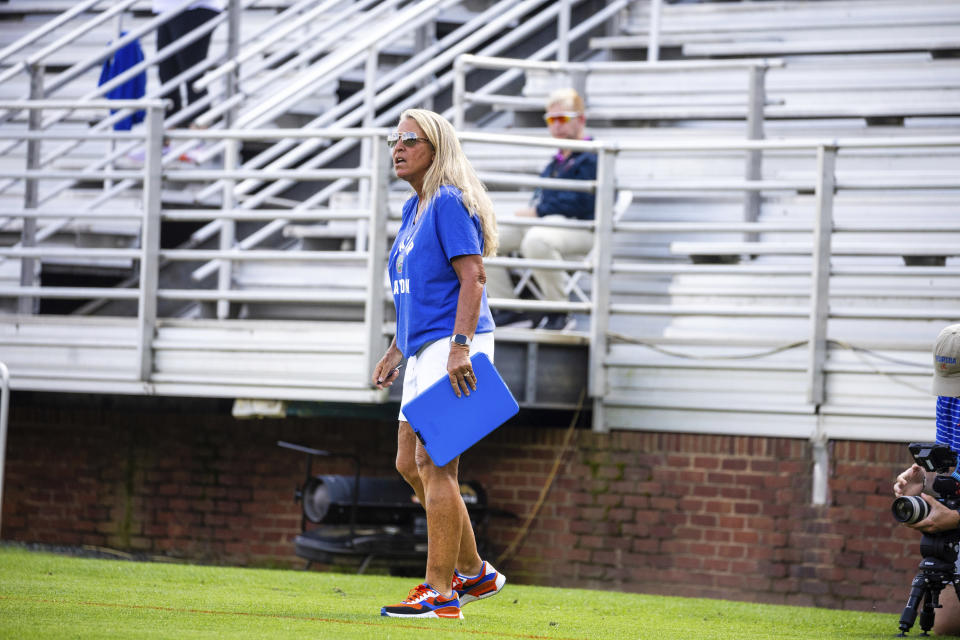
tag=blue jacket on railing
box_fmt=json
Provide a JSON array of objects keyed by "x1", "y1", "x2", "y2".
[
  {"x1": 531, "y1": 149, "x2": 598, "y2": 220},
  {"x1": 98, "y1": 32, "x2": 147, "y2": 131}
]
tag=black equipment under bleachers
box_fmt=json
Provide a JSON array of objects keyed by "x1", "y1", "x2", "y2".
[{"x1": 278, "y1": 441, "x2": 508, "y2": 575}]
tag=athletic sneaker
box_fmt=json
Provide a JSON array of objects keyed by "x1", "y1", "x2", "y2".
[
  {"x1": 380, "y1": 583, "x2": 463, "y2": 619},
  {"x1": 452, "y1": 561, "x2": 507, "y2": 606}
]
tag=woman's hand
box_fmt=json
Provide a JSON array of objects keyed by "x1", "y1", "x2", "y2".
[
  {"x1": 447, "y1": 343, "x2": 476, "y2": 398},
  {"x1": 894, "y1": 463, "x2": 926, "y2": 497},
  {"x1": 372, "y1": 342, "x2": 403, "y2": 390}
]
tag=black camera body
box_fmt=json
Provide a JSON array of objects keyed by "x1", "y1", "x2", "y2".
[
  {"x1": 892, "y1": 443, "x2": 960, "y2": 525},
  {"x1": 893, "y1": 442, "x2": 960, "y2": 636}
]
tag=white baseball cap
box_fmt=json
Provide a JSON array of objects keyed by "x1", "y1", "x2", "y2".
[{"x1": 933, "y1": 324, "x2": 960, "y2": 397}]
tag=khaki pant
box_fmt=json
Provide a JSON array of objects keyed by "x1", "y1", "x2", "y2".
[{"x1": 486, "y1": 214, "x2": 594, "y2": 302}]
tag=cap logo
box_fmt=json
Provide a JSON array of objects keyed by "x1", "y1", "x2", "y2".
[{"x1": 932, "y1": 324, "x2": 960, "y2": 397}]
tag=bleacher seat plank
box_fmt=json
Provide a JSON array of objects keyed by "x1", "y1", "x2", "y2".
[
  {"x1": 618, "y1": 0, "x2": 960, "y2": 41},
  {"x1": 683, "y1": 36, "x2": 960, "y2": 58},
  {"x1": 670, "y1": 241, "x2": 960, "y2": 257}
]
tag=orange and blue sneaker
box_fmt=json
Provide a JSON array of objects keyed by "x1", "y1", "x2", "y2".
[
  {"x1": 380, "y1": 583, "x2": 463, "y2": 619},
  {"x1": 452, "y1": 561, "x2": 506, "y2": 606}
]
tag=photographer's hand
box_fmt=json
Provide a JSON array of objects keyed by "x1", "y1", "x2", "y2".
[
  {"x1": 893, "y1": 464, "x2": 926, "y2": 497},
  {"x1": 908, "y1": 494, "x2": 960, "y2": 534}
]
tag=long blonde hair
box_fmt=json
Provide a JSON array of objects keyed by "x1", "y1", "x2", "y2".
[{"x1": 399, "y1": 108, "x2": 498, "y2": 258}]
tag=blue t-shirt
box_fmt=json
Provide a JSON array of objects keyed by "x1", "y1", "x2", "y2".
[
  {"x1": 936, "y1": 395, "x2": 960, "y2": 455},
  {"x1": 388, "y1": 185, "x2": 494, "y2": 358}
]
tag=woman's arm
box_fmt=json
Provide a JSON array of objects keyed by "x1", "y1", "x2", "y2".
[{"x1": 448, "y1": 254, "x2": 486, "y2": 397}]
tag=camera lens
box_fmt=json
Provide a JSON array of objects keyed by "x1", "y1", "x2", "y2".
[{"x1": 892, "y1": 495, "x2": 931, "y2": 524}]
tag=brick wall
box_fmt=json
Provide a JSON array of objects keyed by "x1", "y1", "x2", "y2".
[
  {"x1": 471, "y1": 430, "x2": 918, "y2": 613},
  {"x1": 2, "y1": 396, "x2": 397, "y2": 566},
  {"x1": 1, "y1": 393, "x2": 919, "y2": 613}
]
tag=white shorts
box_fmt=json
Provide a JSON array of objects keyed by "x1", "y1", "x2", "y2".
[{"x1": 398, "y1": 332, "x2": 495, "y2": 423}]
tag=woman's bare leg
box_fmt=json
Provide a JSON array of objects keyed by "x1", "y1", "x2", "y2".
[{"x1": 397, "y1": 422, "x2": 483, "y2": 583}]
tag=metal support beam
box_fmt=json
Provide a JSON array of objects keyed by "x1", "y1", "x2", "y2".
[
  {"x1": 589, "y1": 149, "x2": 617, "y2": 431},
  {"x1": 364, "y1": 45, "x2": 378, "y2": 128},
  {"x1": 137, "y1": 107, "x2": 164, "y2": 383},
  {"x1": 357, "y1": 45, "x2": 379, "y2": 250},
  {"x1": 569, "y1": 69, "x2": 587, "y2": 105},
  {"x1": 743, "y1": 65, "x2": 767, "y2": 240},
  {"x1": 415, "y1": 23, "x2": 436, "y2": 112},
  {"x1": 453, "y1": 56, "x2": 466, "y2": 130},
  {"x1": 811, "y1": 428, "x2": 829, "y2": 506},
  {"x1": 604, "y1": 0, "x2": 622, "y2": 42},
  {"x1": 806, "y1": 145, "x2": 837, "y2": 406},
  {"x1": 217, "y1": 139, "x2": 238, "y2": 319},
  {"x1": 557, "y1": 0, "x2": 571, "y2": 64},
  {"x1": 225, "y1": 0, "x2": 241, "y2": 128},
  {"x1": 362, "y1": 137, "x2": 390, "y2": 384},
  {"x1": 525, "y1": 342, "x2": 539, "y2": 405},
  {"x1": 592, "y1": 396, "x2": 605, "y2": 435},
  {"x1": 215, "y1": 0, "x2": 242, "y2": 321},
  {"x1": 105, "y1": 13, "x2": 124, "y2": 193},
  {"x1": 647, "y1": 0, "x2": 663, "y2": 63},
  {"x1": 19, "y1": 66, "x2": 43, "y2": 315}
]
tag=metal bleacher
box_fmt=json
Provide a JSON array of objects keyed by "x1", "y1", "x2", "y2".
[
  {"x1": 444, "y1": 0, "x2": 960, "y2": 448},
  {"x1": 592, "y1": 0, "x2": 960, "y2": 58},
  {"x1": 0, "y1": 0, "x2": 958, "y2": 469}
]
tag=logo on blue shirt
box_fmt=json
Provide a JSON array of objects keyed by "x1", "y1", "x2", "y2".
[
  {"x1": 396, "y1": 238, "x2": 414, "y2": 274},
  {"x1": 394, "y1": 238, "x2": 414, "y2": 292}
]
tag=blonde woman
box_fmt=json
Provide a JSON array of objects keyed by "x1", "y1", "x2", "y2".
[{"x1": 372, "y1": 109, "x2": 506, "y2": 619}]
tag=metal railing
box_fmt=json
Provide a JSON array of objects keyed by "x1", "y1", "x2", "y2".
[
  {"x1": 1, "y1": 104, "x2": 958, "y2": 435},
  {"x1": 0, "y1": 0, "x2": 247, "y2": 252},
  {"x1": 452, "y1": 53, "x2": 784, "y2": 227},
  {"x1": 602, "y1": 135, "x2": 958, "y2": 391},
  {"x1": 452, "y1": 53, "x2": 784, "y2": 128},
  {"x1": 0, "y1": 0, "x2": 407, "y2": 230},
  {"x1": 0, "y1": 100, "x2": 394, "y2": 388},
  {"x1": 181, "y1": 0, "x2": 622, "y2": 285},
  {"x1": 0, "y1": 0, "x2": 620, "y2": 298}
]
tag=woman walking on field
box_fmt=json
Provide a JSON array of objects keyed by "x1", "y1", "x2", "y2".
[{"x1": 372, "y1": 109, "x2": 506, "y2": 619}]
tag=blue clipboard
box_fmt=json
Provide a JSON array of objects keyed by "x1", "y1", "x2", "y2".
[{"x1": 402, "y1": 352, "x2": 519, "y2": 467}]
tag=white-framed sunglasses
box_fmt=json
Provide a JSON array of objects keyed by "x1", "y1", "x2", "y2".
[
  {"x1": 387, "y1": 131, "x2": 433, "y2": 148},
  {"x1": 543, "y1": 111, "x2": 582, "y2": 125}
]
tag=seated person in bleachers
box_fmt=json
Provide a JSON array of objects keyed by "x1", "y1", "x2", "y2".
[{"x1": 486, "y1": 88, "x2": 597, "y2": 331}]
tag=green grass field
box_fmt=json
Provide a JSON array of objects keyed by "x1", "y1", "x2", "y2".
[{"x1": 0, "y1": 546, "x2": 900, "y2": 639}]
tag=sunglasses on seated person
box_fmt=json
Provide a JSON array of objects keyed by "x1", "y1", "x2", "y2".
[
  {"x1": 543, "y1": 111, "x2": 582, "y2": 125},
  {"x1": 387, "y1": 131, "x2": 433, "y2": 148}
]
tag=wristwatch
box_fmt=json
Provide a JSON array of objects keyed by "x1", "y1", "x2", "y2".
[{"x1": 450, "y1": 333, "x2": 472, "y2": 347}]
